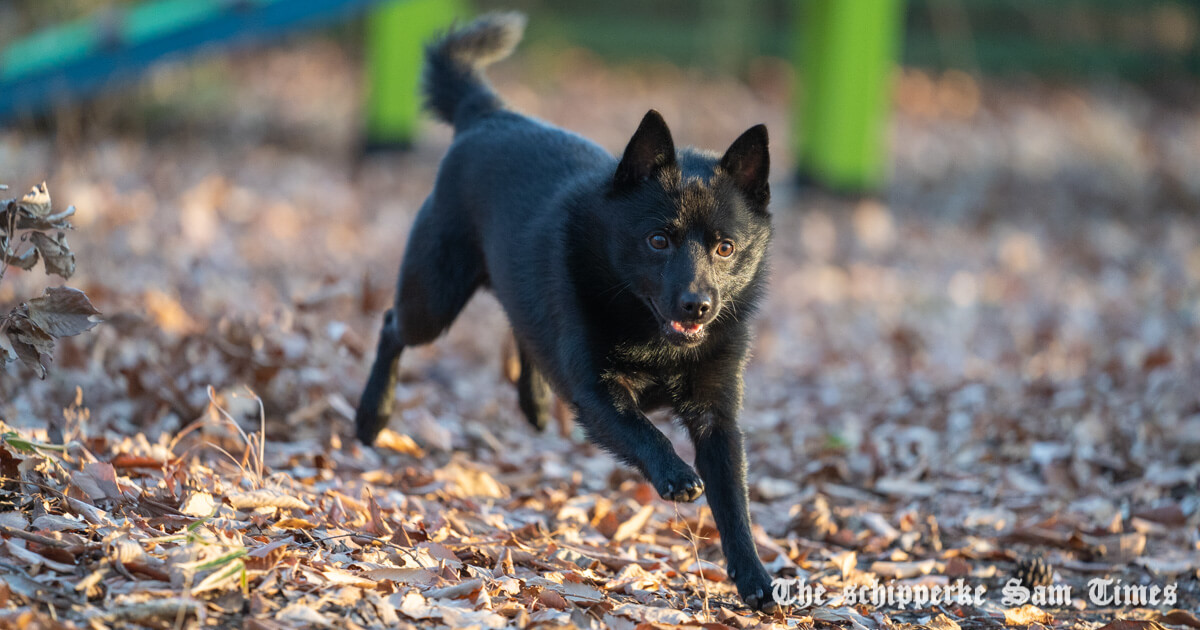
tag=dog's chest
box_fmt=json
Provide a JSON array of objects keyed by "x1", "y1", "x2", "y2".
[{"x1": 601, "y1": 362, "x2": 688, "y2": 412}]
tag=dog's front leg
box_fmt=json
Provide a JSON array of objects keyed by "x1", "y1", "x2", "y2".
[
  {"x1": 686, "y1": 413, "x2": 776, "y2": 612},
  {"x1": 573, "y1": 390, "x2": 704, "y2": 502}
]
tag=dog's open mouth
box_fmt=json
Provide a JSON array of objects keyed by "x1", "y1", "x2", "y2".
[
  {"x1": 648, "y1": 301, "x2": 708, "y2": 345},
  {"x1": 663, "y1": 319, "x2": 706, "y2": 345},
  {"x1": 669, "y1": 320, "x2": 704, "y2": 336}
]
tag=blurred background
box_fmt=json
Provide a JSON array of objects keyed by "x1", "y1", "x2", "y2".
[
  {"x1": 2, "y1": 0, "x2": 1199, "y2": 191},
  {"x1": 1, "y1": 0, "x2": 1199, "y2": 556}
]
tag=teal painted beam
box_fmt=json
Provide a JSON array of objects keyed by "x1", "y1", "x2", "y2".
[{"x1": 0, "y1": 0, "x2": 393, "y2": 122}]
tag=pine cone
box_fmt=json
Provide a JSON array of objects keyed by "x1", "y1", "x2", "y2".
[{"x1": 1013, "y1": 555, "x2": 1054, "y2": 588}]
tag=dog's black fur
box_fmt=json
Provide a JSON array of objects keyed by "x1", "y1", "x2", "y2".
[{"x1": 355, "y1": 12, "x2": 776, "y2": 610}]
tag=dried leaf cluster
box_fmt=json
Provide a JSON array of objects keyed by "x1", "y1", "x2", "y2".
[{"x1": 0, "y1": 184, "x2": 100, "y2": 378}]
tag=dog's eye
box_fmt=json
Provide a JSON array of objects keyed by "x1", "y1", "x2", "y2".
[
  {"x1": 648, "y1": 233, "x2": 670, "y2": 250},
  {"x1": 716, "y1": 240, "x2": 735, "y2": 257}
]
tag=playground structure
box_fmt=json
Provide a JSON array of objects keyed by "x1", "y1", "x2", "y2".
[{"x1": 0, "y1": 0, "x2": 903, "y2": 192}]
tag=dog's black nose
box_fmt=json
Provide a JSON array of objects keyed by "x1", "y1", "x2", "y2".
[{"x1": 679, "y1": 293, "x2": 712, "y2": 319}]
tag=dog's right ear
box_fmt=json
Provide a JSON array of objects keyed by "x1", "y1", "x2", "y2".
[{"x1": 614, "y1": 110, "x2": 677, "y2": 190}]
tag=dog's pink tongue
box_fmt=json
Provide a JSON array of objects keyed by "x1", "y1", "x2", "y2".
[{"x1": 671, "y1": 321, "x2": 703, "y2": 334}]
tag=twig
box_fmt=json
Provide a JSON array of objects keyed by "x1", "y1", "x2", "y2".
[
  {"x1": 674, "y1": 504, "x2": 712, "y2": 620},
  {"x1": 0, "y1": 522, "x2": 91, "y2": 551},
  {"x1": 297, "y1": 531, "x2": 421, "y2": 564},
  {"x1": 87, "y1": 598, "x2": 202, "y2": 624},
  {"x1": 206, "y1": 385, "x2": 265, "y2": 488}
]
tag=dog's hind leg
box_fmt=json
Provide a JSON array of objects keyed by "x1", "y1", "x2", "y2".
[
  {"x1": 356, "y1": 309, "x2": 404, "y2": 444},
  {"x1": 516, "y1": 344, "x2": 552, "y2": 431},
  {"x1": 355, "y1": 200, "x2": 484, "y2": 445}
]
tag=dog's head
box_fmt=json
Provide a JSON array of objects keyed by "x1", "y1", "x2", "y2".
[{"x1": 605, "y1": 110, "x2": 772, "y2": 347}]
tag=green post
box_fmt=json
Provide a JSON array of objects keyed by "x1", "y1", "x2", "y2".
[
  {"x1": 365, "y1": 0, "x2": 462, "y2": 150},
  {"x1": 795, "y1": 0, "x2": 904, "y2": 192}
]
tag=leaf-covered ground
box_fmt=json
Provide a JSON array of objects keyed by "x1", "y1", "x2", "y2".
[{"x1": 1, "y1": 41, "x2": 1199, "y2": 629}]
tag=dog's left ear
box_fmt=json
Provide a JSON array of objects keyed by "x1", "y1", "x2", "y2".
[{"x1": 720, "y1": 124, "x2": 770, "y2": 207}]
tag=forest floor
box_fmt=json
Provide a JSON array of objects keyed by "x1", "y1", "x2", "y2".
[{"x1": 1, "y1": 38, "x2": 1198, "y2": 629}]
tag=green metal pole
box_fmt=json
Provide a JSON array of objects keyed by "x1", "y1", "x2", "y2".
[
  {"x1": 364, "y1": 0, "x2": 462, "y2": 150},
  {"x1": 795, "y1": 0, "x2": 904, "y2": 192}
]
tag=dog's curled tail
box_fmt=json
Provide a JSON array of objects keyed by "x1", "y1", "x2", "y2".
[{"x1": 423, "y1": 11, "x2": 526, "y2": 128}]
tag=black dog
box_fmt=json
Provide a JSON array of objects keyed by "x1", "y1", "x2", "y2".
[{"x1": 355, "y1": 12, "x2": 776, "y2": 610}]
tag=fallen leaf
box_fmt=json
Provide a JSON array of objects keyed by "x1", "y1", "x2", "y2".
[
  {"x1": 1004, "y1": 604, "x2": 1053, "y2": 626},
  {"x1": 610, "y1": 602, "x2": 692, "y2": 625},
  {"x1": 870, "y1": 559, "x2": 936, "y2": 579},
  {"x1": 812, "y1": 606, "x2": 874, "y2": 630},
  {"x1": 375, "y1": 429, "x2": 426, "y2": 458},
  {"x1": 1158, "y1": 610, "x2": 1200, "y2": 629},
  {"x1": 612, "y1": 504, "x2": 654, "y2": 542},
  {"x1": 1096, "y1": 621, "x2": 1169, "y2": 630},
  {"x1": 537, "y1": 588, "x2": 569, "y2": 610},
  {"x1": 929, "y1": 613, "x2": 961, "y2": 630},
  {"x1": 227, "y1": 488, "x2": 310, "y2": 511},
  {"x1": 364, "y1": 567, "x2": 438, "y2": 585}
]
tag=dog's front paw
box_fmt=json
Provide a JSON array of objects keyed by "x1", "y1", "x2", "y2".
[
  {"x1": 731, "y1": 562, "x2": 779, "y2": 613},
  {"x1": 651, "y1": 463, "x2": 705, "y2": 502}
]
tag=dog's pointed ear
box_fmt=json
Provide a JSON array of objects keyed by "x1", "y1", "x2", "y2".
[
  {"x1": 720, "y1": 124, "x2": 770, "y2": 207},
  {"x1": 614, "y1": 110, "x2": 677, "y2": 189}
]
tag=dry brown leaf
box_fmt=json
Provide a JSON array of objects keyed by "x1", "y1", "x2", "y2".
[
  {"x1": 870, "y1": 559, "x2": 936, "y2": 579},
  {"x1": 437, "y1": 459, "x2": 508, "y2": 498},
  {"x1": 5, "y1": 539, "x2": 75, "y2": 573},
  {"x1": 684, "y1": 558, "x2": 728, "y2": 582},
  {"x1": 1135, "y1": 554, "x2": 1200, "y2": 575},
  {"x1": 107, "y1": 538, "x2": 151, "y2": 565},
  {"x1": 831, "y1": 550, "x2": 858, "y2": 578},
  {"x1": 812, "y1": 606, "x2": 874, "y2": 630},
  {"x1": 1158, "y1": 610, "x2": 1200, "y2": 629},
  {"x1": 25, "y1": 287, "x2": 98, "y2": 337},
  {"x1": 364, "y1": 567, "x2": 438, "y2": 585},
  {"x1": 537, "y1": 588, "x2": 570, "y2": 610},
  {"x1": 375, "y1": 429, "x2": 426, "y2": 458},
  {"x1": 612, "y1": 504, "x2": 655, "y2": 542},
  {"x1": 181, "y1": 492, "x2": 217, "y2": 517},
  {"x1": 28, "y1": 231, "x2": 75, "y2": 279},
  {"x1": 424, "y1": 578, "x2": 482, "y2": 600},
  {"x1": 1133, "y1": 505, "x2": 1187, "y2": 527},
  {"x1": 82, "y1": 462, "x2": 122, "y2": 501},
  {"x1": 392, "y1": 591, "x2": 438, "y2": 621},
  {"x1": 610, "y1": 602, "x2": 692, "y2": 625},
  {"x1": 1096, "y1": 621, "x2": 1170, "y2": 630},
  {"x1": 3, "y1": 315, "x2": 54, "y2": 377},
  {"x1": 319, "y1": 568, "x2": 376, "y2": 588},
  {"x1": 87, "y1": 598, "x2": 202, "y2": 626},
  {"x1": 1005, "y1": 605, "x2": 1053, "y2": 626},
  {"x1": 15, "y1": 182, "x2": 52, "y2": 217},
  {"x1": 227, "y1": 488, "x2": 310, "y2": 511},
  {"x1": 270, "y1": 517, "x2": 317, "y2": 529},
  {"x1": 929, "y1": 614, "x2": 962, "y2": 630},
  {"x1": 275, "y1": 602, "x2": 331, "y2": 627},
  {"x1": 30, "y1": 515, "x2": 85, "y2": 532}
]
